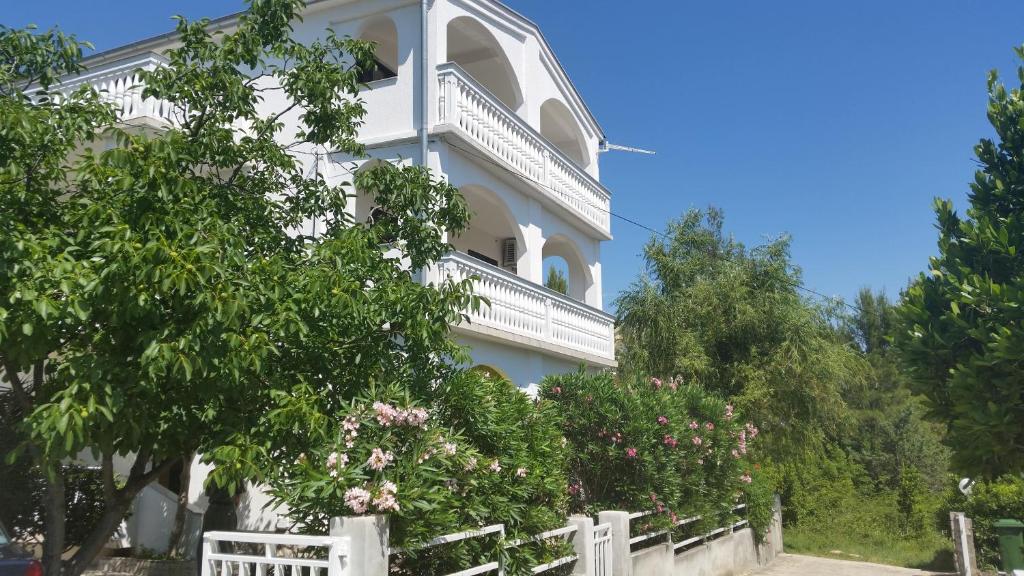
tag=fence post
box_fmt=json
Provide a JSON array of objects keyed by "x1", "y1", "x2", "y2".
[
  {"x1": 598, "y1": 511, "x2": 632, "y2": 576},
  {"x1": 330, "y1": 515, "x2": 389, "y2": 576},
  {"x1": 199, "y1": 535, "x2": 217, "y2": 576},
  {"x1": 569, "y1": 516, "x2": 596, "y2": 576}
]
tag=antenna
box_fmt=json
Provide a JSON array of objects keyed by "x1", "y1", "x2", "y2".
[{"x1": 599, "y1": 140, "x2": 656, "y2": 155}]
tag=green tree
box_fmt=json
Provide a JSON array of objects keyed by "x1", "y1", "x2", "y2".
[
  {"x1": 841, "y1": 289, "x2": 949, "y2": 491},
  {"x1": 615, "y1": 208, "x2": 861, "y2": 458},
  {"x1": 895, "y1": 47, "x2": 1024, "y2": 478},
  {"x1": 0, "y1": 3, "x2": 473, "y2": 575},
  {"x1": 544, "y1": 265, "x2": 567, "y2": 295}
]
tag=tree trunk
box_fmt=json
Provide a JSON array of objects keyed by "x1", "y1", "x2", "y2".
[
  {"x1": 65, "y1": 456, "x2": 177, "y2": 576},
  {"x1": 41, "y1": 468, "x2": 66, "y2": 576},
  {"x1": 167, "y1": 454, "x2": 194, "y2": 559}
]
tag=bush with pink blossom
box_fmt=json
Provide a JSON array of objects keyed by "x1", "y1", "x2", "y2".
[{"x1": 541, "y1": 370, "x2": 769, "y2": 538}]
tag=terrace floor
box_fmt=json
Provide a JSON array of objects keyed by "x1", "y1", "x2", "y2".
[{"x1": 746, "y1": 553, "x2": 954, "y2": 576}]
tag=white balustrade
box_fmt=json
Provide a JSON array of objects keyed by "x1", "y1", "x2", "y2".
[
  {"x1": 436, "y1": 253, "x2": 615, "y2": 361},
  {"x1": 437, "y1": 63, "x2": 612, "y2": 236},
  {"x1": 51, "y1": 53, "x2": 177, "y2": 125}
]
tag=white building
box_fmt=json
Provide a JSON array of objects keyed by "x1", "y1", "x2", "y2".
[{"x1": 56, "y1": 0, "x2": 616, "y2": 543}]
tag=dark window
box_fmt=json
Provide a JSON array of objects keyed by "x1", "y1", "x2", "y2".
[
  {"x1": 468, "y1": 250, "x2": 498, "y2": 267},
  {"x1": 357, "y1": 57, "x2": 397, "y2": 83}
]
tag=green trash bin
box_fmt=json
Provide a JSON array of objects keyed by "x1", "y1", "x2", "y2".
[{"x1": 995, "y1": 519, "x2": 1024, "y2": 574}]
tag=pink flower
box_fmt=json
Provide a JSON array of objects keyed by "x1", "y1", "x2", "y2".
[
  {"x1": 692, "y1": 436, "x2": 703, "y2": 447},
  {"x1": 373, "y1": 402, "x2": 398, "y2": 426},
  {"x1": 731, "y1": 449, "x2": 741, "y2": 459},
  {"x1": 651, "y1": 377, "x2": 662, "y2": 390},
  {"x1": 403, "y1": 407, "x2": 429, "y2": 428},
  {"x1": 697, "y1": 458, "x2": 704, "y2": 465},
  {"x1": 489, "y1": 460, "x2": 502, "y2": 473},
  {"x1": 657, "y1": 416, "x2": 669, "y2": 426},
  {"x1": 689, "y1": 420, "x2": 699, "y2": 430},
  {"x1": 373, "y1": 481, "x2": 400, "y2": 512},
  {"x1": 740, "y1": 473, "x2": 753, "y2": 484},
  {"x1": 725, "y1": 404, "x2": 734, "y2": 420},
  {"x1": 670, "y1": 511, "x2": 679, "y2": 524},
  {"x1": 705, "y1": 422, "x2": 715, "y2": 431},
  {"x1": 515, "y1": 467, "x2": 528, "y2": 478},
  {"x1": 344, "y1": 487, "x2": 372, "y2": 514},
  {"x1": 649, "y1": 492, "x2": 658, "y2": 503},
  {"x1": 745, "y1": 422, "x2": 759, "y2": 439},
  {"x1": 586, "y1": 394, "x2": 594, "y2": 403},
  {"x1": 663, "y1": 435, "x2": 678, "y2": 448},
  {"x1": 656, "y1": 503, "x2": 665, "y2": 513},
  {"x1": 625, "y1": 447, "x2": 638, "y2": 459},
  {"x1": 568, "y1": 482, "x2": 581, "y2": 496},
  {"x1": 738, "y1": 430, "x2": 748, "y2": 455},
  {"x1": 367, "y1": 448, "x2": 394, "y2": 471},
  {"x1": 464, "y1": 457, "x2": 478, "y2": 471},
  {"x1": 326, "y1": 451, "x2": 348, "y2": 477},
  {"x1": 443, "y1": 442, "x2": 458, "y2": 456},
  {"x1": 342, "y1": 415, "x2": 361, "y2": 433},
  {"x1": 551, "y1": 386, "x2": 562, "y2": 394}
]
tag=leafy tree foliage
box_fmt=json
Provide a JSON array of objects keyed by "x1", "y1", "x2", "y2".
[
  {"x1": 615, "y1": 208, "x2": 862, "y2": 458},
  {"x1": 544, "y1": 265, "x2": 567, "y2": 295},
  {"x1": 895, "y1": 47, "x2": 1024, "y2": 478},
  {"x1": 0, "y1": 3, "x2": 474, "y2": 575}
]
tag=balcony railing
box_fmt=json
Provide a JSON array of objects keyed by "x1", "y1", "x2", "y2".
[
  {"x1": 434, "y1": 252, "x2": 615, "y2": 362},
  {"x1": 55, "y1": 53, "x2": 177, "y2": 125},
  {"x1": 436, "y1": 63, "x2": 612, "y2": 236}
]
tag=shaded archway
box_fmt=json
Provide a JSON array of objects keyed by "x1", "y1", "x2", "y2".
[
  {"x1": 540, "y1": 98, "x2": 588, "y2": 168},
  {"x1": 446, "y1": 16, "x2": 522, "y2": 110},
  {"x1": 470, "y1": 364, "x2": 510, "y2": 382},
  {"x1": 541, "y1": 234, "x2": 591, "y2": 302},
  {"x1": 357, "y1": 16, "x2": 398, "y2": 82},
  {"x1": 450, "y1": 184, "x2": 524, "y2": 275}
]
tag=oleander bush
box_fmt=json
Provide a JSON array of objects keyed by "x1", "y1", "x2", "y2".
[
  {"x1": 539, "y1": 370, "x2": 769, "y2": 539},
  {"x1": 264, "y1": 370, "x2": 570, "y2": 576}
]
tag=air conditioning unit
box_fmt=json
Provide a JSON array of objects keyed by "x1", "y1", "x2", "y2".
[{"x1": 501, "y1": 238, "x2": 517, "y2": 274}]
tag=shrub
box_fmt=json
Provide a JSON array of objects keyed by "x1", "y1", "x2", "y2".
[
  {"x1": 940, "y1": 474, "x2": 1024, "y2": 570},
  {"x1": 265, "y1": 371, "x2": 568, "y2": 575},
  {"x1": 540, "y1": 370, "x2": 768, "y2": 538}
]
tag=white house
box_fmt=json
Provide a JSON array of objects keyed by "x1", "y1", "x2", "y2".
[{"x1": 54, "y1": 0, "x2": 617, "y2": 543}]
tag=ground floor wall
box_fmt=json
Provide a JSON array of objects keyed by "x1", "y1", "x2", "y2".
[{"x1": 455, "y1": 332, "x2": 606, "y2": 394}]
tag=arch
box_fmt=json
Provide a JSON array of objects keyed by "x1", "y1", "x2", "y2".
[
  {"x1": 541, "y1": 234, "x2": 592, "y2": 302},
  {"x1": 470, "y1": 364, "x2": 510, "y2": 382},
  {"x1": 446, "y1": 16, "x2": 522, "y2": 110},
  {"x1": 540, "y1": 98, "x2": 589, "y2": 168},
  {"x1": 450, "y1": 184, "x2": 525, "y2": 275},
  {"x1": 351, "y1": 159, "x2": 387, "y2": 224},
  {"x1": 357, "y1": 16, "x2": 398, "y2": 81}
]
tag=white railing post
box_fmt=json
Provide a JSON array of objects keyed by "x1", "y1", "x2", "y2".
[
  {"x1": 199, "y1": 535, "x2": 217, "y2": 576},
  {"x1": 598, "y1": 511, "x2": 632, "y2": 576},
  {"x1": 544, "y1": 297, "x2": 553, "y2": 339},
  {"x1": 327, "y1": 537, "x2": 347, "y2": 576},
  {"x1": 330, "y1": 515, "x2": 388, "y2": 576},
  {"x1": 569, "y1": 516, "x2": 595, "y2": 576}
]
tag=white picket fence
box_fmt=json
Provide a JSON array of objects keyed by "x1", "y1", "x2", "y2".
[
  {"x1": 200, "y1": 531, "x2": 351, "y2": 576},
  {"x1": 199, "y1": 502, "x2": 767, "y2": 576}
]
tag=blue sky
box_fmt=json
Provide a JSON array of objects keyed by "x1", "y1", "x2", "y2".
[{"x1": 8, "y1": 1, "x2": 1024, "y2": 310}]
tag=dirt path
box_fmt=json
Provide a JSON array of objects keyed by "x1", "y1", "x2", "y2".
[{"x1": 745, "y1": 553, "x2": 953, "y2": 576}]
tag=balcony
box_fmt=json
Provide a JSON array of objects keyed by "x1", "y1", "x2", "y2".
[
  {"x1": 57, "y1": 53, "x2": 176, "y2": 126},
  {"x1": 432, "y1": 252, "x2": 615, "y2": 365},
  {"x1": 435, "y1": 63, "x2": 612, "y2": 238}
]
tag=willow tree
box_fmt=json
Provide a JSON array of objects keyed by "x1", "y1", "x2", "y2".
[
  {"x1": 0, "y1": 3, "x2": 474, "y2": 575},
  {"x1": 896, "y1": 47, "x2": 1024, "y2": 478},
  {"x1": 615, "y1": 208, "x2": 862, "y2": 458}
]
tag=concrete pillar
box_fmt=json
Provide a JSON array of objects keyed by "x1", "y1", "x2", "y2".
[
  {"x1": 329, "y1": 515, "x2": 389, "y2": 576},
  {"x1": 569, "y1": 515, "x2": 595, "y2": 576},
  {"x1": 523, "y1": 199, "x2": 544, "y2": 284},
  {"x1": 598, "y1": 510, "x2": 632, "y2": 576}
]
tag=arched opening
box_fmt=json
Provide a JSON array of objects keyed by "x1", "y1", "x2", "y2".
[
  {"x1": 543, "y1": 255, "x2": 570, "y2": 296},
  {"x1": 540, "y1": 98, "x2": 589, "y2": 168},
  {"x1": 450, "y1": 185, "x2": 523, "y2": 275},
  {"x1": 446, "y1": 16, "x2": 522, "y2": 110},
  {"x1": 542, "y1": 234, "x2": 590, "y2": 302},
  {"x1": 470, "y1": 364, "x2": 510, "y2": 382},
  {"x1": 357, "y1": 16, "x2": 398, "y2": 82},
  {"x1": 351, "y1": 160, "x2": 400, "y2": 243}
]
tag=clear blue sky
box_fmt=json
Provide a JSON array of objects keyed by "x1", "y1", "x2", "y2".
[{"x1": 8, "y1": 1, "x2": 1024, "y2": 310}]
